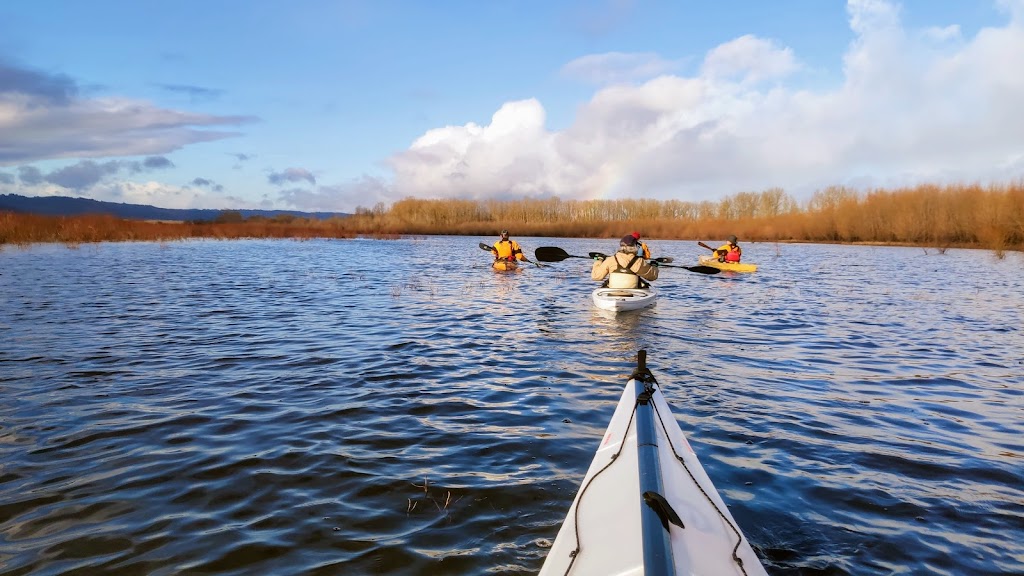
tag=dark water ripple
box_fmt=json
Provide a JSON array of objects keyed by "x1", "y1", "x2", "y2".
[{"x1": 1, "y1": 238, "x2": 1022, "y2": 575}]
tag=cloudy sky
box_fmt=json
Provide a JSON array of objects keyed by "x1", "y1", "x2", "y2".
[{"x1": 1, "y1": 0, "x2": 1023, "y2": 211}]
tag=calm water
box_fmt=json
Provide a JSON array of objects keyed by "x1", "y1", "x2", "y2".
[{"x1": 1, "y1": 237, "x2": 1022, "y2": 575}]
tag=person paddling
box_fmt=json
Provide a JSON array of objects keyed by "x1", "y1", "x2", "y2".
[
  {"x1": 492, "y1": 230, "x2": 527, "y2": 263},
  {"x1": 715, "y1": 235, "x2": 742, "y2": 263},
  {"x1": 592, "y1": 235, "x2": 660, "y2": 289}
]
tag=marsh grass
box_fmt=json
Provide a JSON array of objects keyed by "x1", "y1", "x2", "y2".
[
  {"x1": 407, "y1": 477, "x2": 461, "y2": 520},
  {"x1": 0, "y1": 212, "x2": 355, "y2": 245},
  {"x1": 3, "y1": 181, "x2": 1022, "y2": 252},
  {"x1": 340, "y1": 181, "x2": 1023, "y2": 252}
]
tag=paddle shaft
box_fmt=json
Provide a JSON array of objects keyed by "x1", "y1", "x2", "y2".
[
  {"x1": 698, "y1": 241, "x2": 716, "y2": 252},
  {"x1": 536, "y1": 247, "x2": 718, "y2": 275}
]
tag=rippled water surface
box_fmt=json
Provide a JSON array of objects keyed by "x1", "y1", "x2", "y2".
[{"x1": 1, "y1": 237, "x2": 1022, "y2": 575}]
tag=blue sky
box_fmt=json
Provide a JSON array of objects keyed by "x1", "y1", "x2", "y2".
[{"x1": 1, "y1": 0, "x2": 1022, "y2": 212}]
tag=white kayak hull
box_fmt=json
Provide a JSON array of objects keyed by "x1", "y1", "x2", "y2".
[
  {"x1": 540, "y1": 351, "x2": 767, "y2": 576},
  {"x1": 592, "y1": 287, "x2": 657, "y2": 311}
]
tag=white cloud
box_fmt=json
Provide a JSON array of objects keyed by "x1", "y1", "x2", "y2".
[
  {"x1": 277, "y1": 175, "x2": 388, "y2": 211},
  {"x1": 268, "y1": 167, "x2": 317, "y2": 186},
  {"x1": 562, "y1": 52, "x2": 684, "y2": 85},
  {"x1": 922, "y1": 25, "x2": 962, "y2": 42},
  {"x1": 380, "y1": 0, "x2": 1024, "y2": 205},
  {"x1": 0, "y1": 60, "x2": 253, "y2": 166},
  {"x1": 700, "y1": 35, "x2": 799, "y2": 84},
  {"x1": 388, "y1": 99, "x2": 555, "y2": 199},
  {"x1": 4, "y1": 178, "x2": 245, "y2": 210},
  {"x1": 996, "y1": 0, "x2": 1024, "y2": 22},
  {"x1": 0, "y1": 95, "x2": 251, "y2": 166}
]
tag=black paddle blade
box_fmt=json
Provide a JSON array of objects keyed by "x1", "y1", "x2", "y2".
[
  {"x1": 650, "y1": 257, "x2": 674, "y2": 264},
  {"x1": 681, "y1": 265, "x2": 721, "y2": 275},
  {"x1": 534, "y1": 246, "x2": 574, "y2": 262},
  {"x1": 653, "y1": 262, "x2": 720, "y2": 274},
  {"x1": 479, "y1": 242, "x2": 497, "y2": 252}
]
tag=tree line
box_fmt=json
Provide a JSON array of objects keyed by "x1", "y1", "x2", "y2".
[
  {"x1": 343, "y1": 182, "x2": 1023, "y2": 252},
  {"x1": 2, "y1": 182, "x2": 1021, "y2": 252}
]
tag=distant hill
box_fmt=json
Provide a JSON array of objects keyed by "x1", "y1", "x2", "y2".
[{"x1": 0, "y1": 194, "x2": 349, "y2": 221}]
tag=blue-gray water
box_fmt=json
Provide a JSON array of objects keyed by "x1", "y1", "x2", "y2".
[{"x1": 1, "y1": 237, "x2": 1022, "y2": 575}]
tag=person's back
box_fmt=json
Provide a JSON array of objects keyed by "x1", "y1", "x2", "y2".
[
  {"x1": 593, "y1": 235, "x2": 659, "y2": 288},
  {"x1": 716, "y1": 235, "x2": 742, "y2": 263},
  {"x1": 493, "y1": 230, "x2": 525, "y2": 261}
]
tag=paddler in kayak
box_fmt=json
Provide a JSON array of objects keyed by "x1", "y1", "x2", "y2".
[
  {"x1": 630, "y1": 231, "x2": 651, "y2": 259},
  {"x1": 492, "y1": 230, "x2": 528, "y2": 264},
  {"x1": 592, "y1": 235, "x2": 660, "y2": 289},
  {"x1": 715, "y1": 235, "x2": 742, "y2": 263}
]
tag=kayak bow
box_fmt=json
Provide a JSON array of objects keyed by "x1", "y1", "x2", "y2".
[{"x1": 540, "y1": 350, "x2": 767, "y2": 576}]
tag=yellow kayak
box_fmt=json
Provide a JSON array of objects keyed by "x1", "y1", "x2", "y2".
[
  {"x1": 492, "y1": 259, "x2": 520, "y2": 272},
  {"x1": 698, "y1": 255, "x2": 758, "y2": 273}
]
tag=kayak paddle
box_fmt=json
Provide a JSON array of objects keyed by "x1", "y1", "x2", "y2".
[
  {"x1": 480, "y1": 242, "x2": 544, "y2": 267},
  {"x1": 535, "y1": 247, "x2": 605, "y2": 262},
  {"x1": 655, "y1": 263, "x2": 720, "y2": 275},
  {"x1": 536, "y1": 247, "x2": 718, "y2": 274},
  {"x1": 698, "y1": 241, "x2": 716, "y2": 252}
]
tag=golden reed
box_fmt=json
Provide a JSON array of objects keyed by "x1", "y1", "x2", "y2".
[{"x1": 2, "y1": 182, "x2": 1021, "y2": 251}]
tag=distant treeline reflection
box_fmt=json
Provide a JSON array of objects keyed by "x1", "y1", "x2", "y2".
[{"x1": 2, "y1": 182, "x2": 1022, "y2": 253}]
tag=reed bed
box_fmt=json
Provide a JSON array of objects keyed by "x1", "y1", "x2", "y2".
[
  {"x1": 2, "y1": 182, "x2": 1021, "y2": 251},
  {"x1": 338, "y1": 182, "x2": 1022, "y2": 252},
  {"x1": 0, "y1": 212, "x2": 354, "y2": 246}
]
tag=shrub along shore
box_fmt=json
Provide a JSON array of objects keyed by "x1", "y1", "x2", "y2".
[{"x1": 2, "y1": 182, "x2": 1021, "y2": 254}]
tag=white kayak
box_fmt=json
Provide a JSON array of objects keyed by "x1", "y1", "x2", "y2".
[
  {"x1": 540, "y1": 350, "x2": 768, "y2": 576},
  {"x1": 592, "y1": 287, "x2": 657, "y2": 312}
]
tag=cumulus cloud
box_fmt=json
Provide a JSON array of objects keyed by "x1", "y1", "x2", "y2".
[
  {"x1": 0, "y1": 60, "x2": 255, "y2": 166},
  {"x1": 268, "y1": 167, "x2": 316, "y2": 186},
  {"x1": 380, "y1": 0, "x2": 1024, "y2": 204}
]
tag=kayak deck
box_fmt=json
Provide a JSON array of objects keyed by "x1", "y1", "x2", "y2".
[
  {"x1": 698, "y1": 255, "x2": 758, "y2": 273},
  {"x1": 540, "y1": 350, "x2": 767, "y2": 575},
  {"x1": 492, "y1": 259, "x2": 521, "y2": 271}
]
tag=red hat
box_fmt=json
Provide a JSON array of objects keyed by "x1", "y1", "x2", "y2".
[{"x1": 631, "y1": 232, "x2": 640, "y2": 239}]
